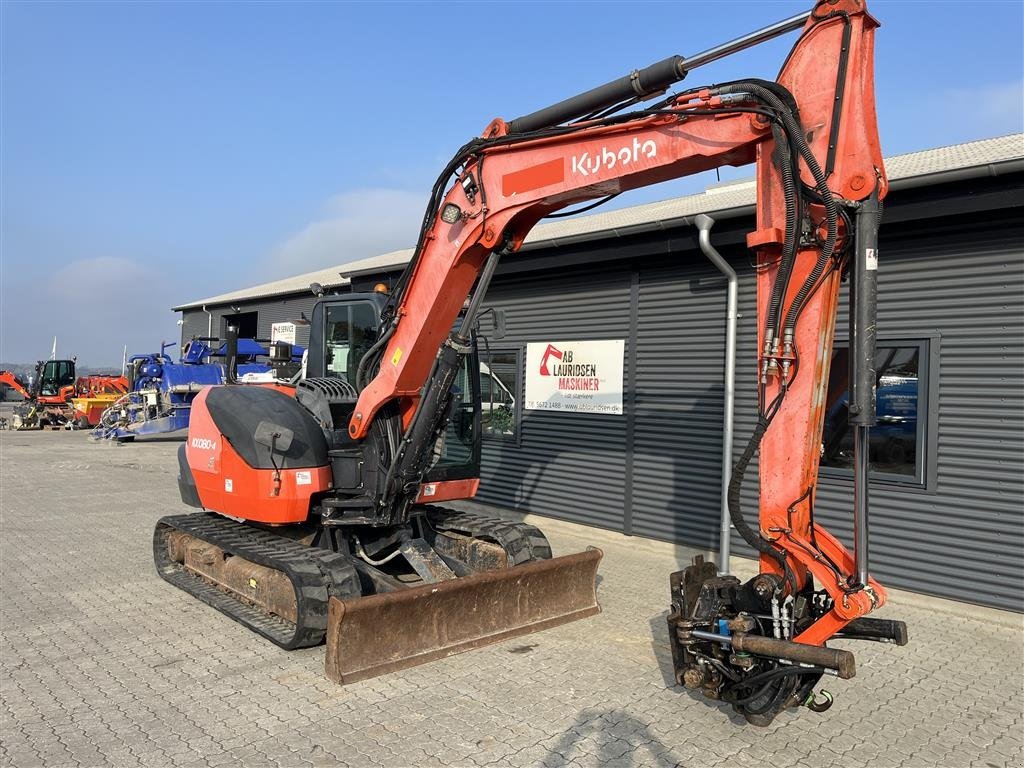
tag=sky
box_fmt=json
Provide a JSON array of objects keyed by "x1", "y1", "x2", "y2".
[{"x1": 2, "y1": 0, "x2": 1022, "y2": 365}]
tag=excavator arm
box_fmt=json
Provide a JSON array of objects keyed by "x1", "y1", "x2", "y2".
[
  {"x1": 345, "y1": 0, "x2": 906, "y2": 722},
  {"x1": 0, "y1": 371, "x2": 32, "y2": 401}
]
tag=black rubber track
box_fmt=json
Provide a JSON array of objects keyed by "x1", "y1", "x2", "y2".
[
  {"x1": 154, "y1": 513, "x2": 360, "y2": 650},
  {"x1": 423, "y1": 507, "x2": 553, "y2": 565}
]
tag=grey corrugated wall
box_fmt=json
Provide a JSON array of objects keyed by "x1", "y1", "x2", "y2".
[
  {"x1": 179, "y1": 295, "x2": 321, "y2": 350},
  {"x1": 474, "y1": 266, "x2": 632, "y2": 533},
  {"x1": 630, "y1": 261, "x2": 730, "y2": 546},
  {"x1": 474, "y1": 214, "x2": 1022, "y2": 611}
]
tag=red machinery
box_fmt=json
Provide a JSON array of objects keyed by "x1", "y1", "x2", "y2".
[
  {"x1": 0, "y1": 370, "x2": 32, "y2": 401},
  {"x1": 160, "y1": 0, "x2": 906, "y2": 723},
  {"x1": 3, "y1": 360, "x2": 128, "y2": 429}
]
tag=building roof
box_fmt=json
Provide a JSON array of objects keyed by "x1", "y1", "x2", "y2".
[{"x1": 174, "y1": 133, "x2": 1023, "y2": 310}]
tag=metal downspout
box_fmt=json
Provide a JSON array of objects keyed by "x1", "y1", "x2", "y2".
[
  {"x1": 694, "y1": 214, "x2": 737, "y2": 576},
  {"x1": 202, "y1": 305, "x2": 213, "y2": 337}
]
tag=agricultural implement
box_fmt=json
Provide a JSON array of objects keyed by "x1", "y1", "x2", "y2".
[{"x1": 93, "y1": 335, "x2": 302, "y2": 441}]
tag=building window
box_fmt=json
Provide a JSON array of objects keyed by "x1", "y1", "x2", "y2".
[
  {"x1": 223, "y1": 311, "x2": 258, "y2": 340},
  {"x1": 480, "y1": 348, "x2": 521, "y2": 441},
  {"x1": 821, "y1": 339, "x2": 932, "y2": 485}
]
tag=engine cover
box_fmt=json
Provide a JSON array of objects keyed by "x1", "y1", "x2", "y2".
[{"x1": 185, "y1": 385, "x2": 332, "y2": 524}]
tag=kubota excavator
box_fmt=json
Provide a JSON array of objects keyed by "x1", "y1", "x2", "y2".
[{"x1": 157, "y1": 0, "x2": 906, "y2": 724}]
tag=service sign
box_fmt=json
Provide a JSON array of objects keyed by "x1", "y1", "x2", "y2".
[
  {"x1": 271, "y1": 322, "x2": 297, "y2": 345},
  {"x1": 524, "y1": 340, "x2": 624, "y2": 414}
]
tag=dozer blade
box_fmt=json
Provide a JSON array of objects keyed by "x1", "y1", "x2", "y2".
[{"x1": 325, "y1": 547, "x2": 602, "y2": 684}]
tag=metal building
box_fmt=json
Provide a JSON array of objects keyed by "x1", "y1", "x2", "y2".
[{"x1": 174, "y1": 135, "x2": 1024, "y2": 611}]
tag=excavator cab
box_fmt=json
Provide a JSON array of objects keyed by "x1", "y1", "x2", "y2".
[
  {"x1": 36, "y1": 359, "x2": 76, "y2": 398},
  {"x1": 306, "y1": 292, "x2": 482, "y2": 486}
]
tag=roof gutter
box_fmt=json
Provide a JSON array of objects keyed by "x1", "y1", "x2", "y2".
[
  {"x1": 520, "y1": 157, "x2": 1023, "y2": 252},
  {"x1": 172, "y1": 278, "x2": 351, "y2": 312},
  {"x1": 521, "y1": 204, "x2": 756, "y2": 252},
  {"x1": 886, "y1": 157, "x2": 1024, "y2": 191}
]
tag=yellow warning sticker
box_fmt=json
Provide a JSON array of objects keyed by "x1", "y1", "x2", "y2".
[
  {"x1": 248, "y1": 578, "x2": 258, "y2": 589},
  {"x1": 391, "y1": 348, "x2": 403, "y2": 366}
]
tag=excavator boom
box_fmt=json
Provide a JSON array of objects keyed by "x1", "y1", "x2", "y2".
[{"x1": 337, "y1": 0, "x2": 905, "y2": 722}]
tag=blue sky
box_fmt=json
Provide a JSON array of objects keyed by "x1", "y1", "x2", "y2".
[{"x1": 2, "y1": 0, "x2": 1021, "y2": 364}]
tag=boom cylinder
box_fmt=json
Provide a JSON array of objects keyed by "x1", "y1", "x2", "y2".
[
  {"x1": 849, "y1": 190, "x2": 881, "y2": 587},
  {"x1": 849, "y1": 191, "x2": 880, "y2": 427},
  {"x1": 386, "y1": 250, "x2": 503, "y2": 508},
  {"x1": 507, "y1": 57, "x2": 686, "y2": 134},
  {"x1": 506, "y1": 10, "x2": 812, "y2": 134},
  {"x1": 682, "y1": 11, "x2": 810, "y2": 71}
]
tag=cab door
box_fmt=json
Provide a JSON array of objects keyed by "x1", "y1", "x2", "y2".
[{"x1": 423, "y1": 340, "x2": 482, "y2": 484}]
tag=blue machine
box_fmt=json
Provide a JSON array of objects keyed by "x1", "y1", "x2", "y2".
[{"x1": 92, "y1": 339, "x2": 303, "y2": 441}]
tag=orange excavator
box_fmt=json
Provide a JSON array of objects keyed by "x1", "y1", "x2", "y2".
[
  {"x1": 0, "y1": 370, "x2": 32, "y2": 401},
  {"x1": 1, "y1": 360, "x2": 128, "y2": 429},
  {"x1": 157, "y1": 0, "x2": 906, "y2": 724}
]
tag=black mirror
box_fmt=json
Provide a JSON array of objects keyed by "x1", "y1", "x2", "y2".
[
  {"x1": 475, "y1": 307, "x2": 507, "y2": 340},
  {"x1": 254, "y1": 421, "x2": 294, "y2": 453},
  {"x1": 492, "y1": 309, "x2": 507, "y2": 340}
]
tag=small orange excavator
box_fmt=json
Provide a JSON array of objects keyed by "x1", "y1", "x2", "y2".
[
  {"x1": 0, "y1": 370, "x2": 31, "y2": 401},
  {"x1": 158, "y1": 0, "x2": 906, "y2": 724},
  {"x1": 2, "y1": 360, "x2": 128, "y2": 429}
]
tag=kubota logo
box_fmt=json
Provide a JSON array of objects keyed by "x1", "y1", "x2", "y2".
[
  {"x1": 191, "y1": 437, "x2": 217, "y2": 451},
  {"x1": 571, "y1": 137, "x2": 658, "y2": 177}
]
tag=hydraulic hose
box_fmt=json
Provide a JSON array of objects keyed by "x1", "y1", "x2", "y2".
[
  {"x1": 715, "y1": 81, "x2": 838, "y2": 337},
  {"x1": 729, "y1": 665, "x2": 827, "y2": 706},
  {"x1": 727, "y1": 419, "x2": 785, "y2": 566},
  {"x1": 763, "y1": 123, "x2": 800, "y2": 347},
  {"x1": 355, "y1": 320, "x2": 397, "y2": 391}
]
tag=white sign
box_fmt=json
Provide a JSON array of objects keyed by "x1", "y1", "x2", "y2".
[
  {"x1": 271, "y1": 322, "x2": 297, "y2": 345},
  {"x1": 525, "y1": 340, "x2": 624, "y2": 415}
]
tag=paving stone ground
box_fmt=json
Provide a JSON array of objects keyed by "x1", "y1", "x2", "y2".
[{"x1": 1, "y1": 423, "x2": 1022, "y2": 768}]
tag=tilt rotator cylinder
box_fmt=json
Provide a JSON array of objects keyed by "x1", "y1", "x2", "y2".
[{"x1": 688, "y1": 630, "x2": 857, "y2": 679}]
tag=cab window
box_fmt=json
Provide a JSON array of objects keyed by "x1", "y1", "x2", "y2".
[{"x1": 324, "y1": 302, "x2": 378, "y2": 383}]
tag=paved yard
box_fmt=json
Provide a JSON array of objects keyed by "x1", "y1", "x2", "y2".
[{"x1": 1, "y1": 425, "x2": 1022, "y2": 768}]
